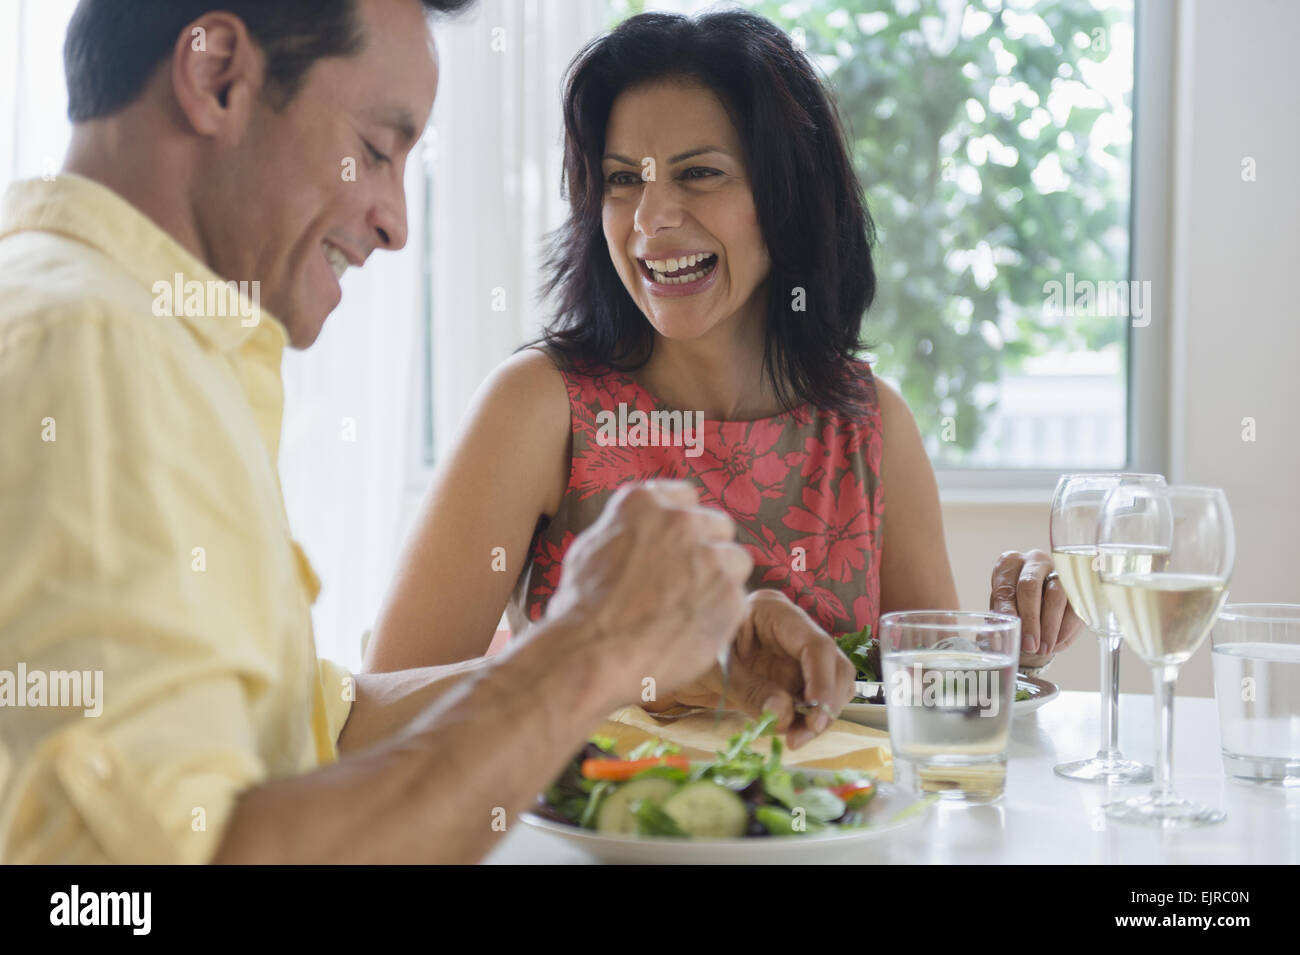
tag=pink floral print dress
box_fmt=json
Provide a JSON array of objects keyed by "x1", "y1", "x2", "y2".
[{"x1": 506, "y1": 355, "x2": 885, "y2": 641}]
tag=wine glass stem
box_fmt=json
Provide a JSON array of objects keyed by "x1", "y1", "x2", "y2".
[
  {"x1": 1098, "y1": 630, "x2": 1123, "y2": 760},
  {"x1": 1151, "y1": 664, "x2": 1179, "y2": 803}
]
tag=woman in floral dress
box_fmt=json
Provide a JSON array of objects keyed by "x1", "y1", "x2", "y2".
[{"x1": 367, "y1": 11, "x2": 1081, "y2": 704}]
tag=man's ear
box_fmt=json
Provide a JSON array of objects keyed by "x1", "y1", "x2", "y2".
[{"x1": 169, "y1": 13, "x2": 264, "y2": 139}]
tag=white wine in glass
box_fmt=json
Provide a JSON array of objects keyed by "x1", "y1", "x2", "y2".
[
  {"x1": 1097, "y1": 485, "x2": 1233, "y2": 828},
  {"x1": 1103, "y1": 573, "x2": 1228, "y2": 666},
  {"x1": 1049, "y1": 473, "x2": 1165, "y2": 784}
]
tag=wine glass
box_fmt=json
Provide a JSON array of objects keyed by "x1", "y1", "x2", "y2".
[
  {"x1": 1049, "y1": 473, "x2": 1165, "y2": 783},
  {"x1": 1096, "y1": 485, "x2": 1234, "y2": 827}
]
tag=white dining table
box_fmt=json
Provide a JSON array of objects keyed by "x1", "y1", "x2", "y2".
[{"x1": 484, "y1": 690, "x2": 1300, "y2": 864}]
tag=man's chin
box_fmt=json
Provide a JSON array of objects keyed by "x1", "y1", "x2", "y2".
[
  {"x1": 291, "y1": 322, "x2": 328, "y2": 350},
  {"x1": 281, "y1": 306, "x2": 333, "y2": 350}
]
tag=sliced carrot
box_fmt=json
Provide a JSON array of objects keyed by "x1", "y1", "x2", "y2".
[
  {"x1": 580, "y1": 755, "x2": 691, "y2": 781},
  {"x1": 829, "y1": 780, "x2": 876, "y2": 808}
]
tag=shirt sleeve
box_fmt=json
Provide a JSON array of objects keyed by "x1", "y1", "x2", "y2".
[{"x1": 0, "y1": 309, "x2": 289, "y2": 864}]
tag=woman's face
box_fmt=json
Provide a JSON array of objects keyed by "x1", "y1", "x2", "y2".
[{"x1": 601, "y1": 77, "x2": 771, "y2": 342}]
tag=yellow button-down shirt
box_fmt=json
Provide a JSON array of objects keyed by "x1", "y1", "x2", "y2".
[{"x1": 0, "y1": 174, "x2": 353, "y2": 863}]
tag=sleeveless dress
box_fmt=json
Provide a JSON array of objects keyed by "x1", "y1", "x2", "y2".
[{"x1": 506, "y1": 356, "x2": 885, "y2": 640}]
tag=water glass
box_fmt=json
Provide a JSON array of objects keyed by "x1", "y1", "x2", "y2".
[
  {"x1": 880, "y1": 611, "x2": 1021, "y2": 803},
  {"x1": 1212, "y1": 603, "x2": 1300, "y2": 787}
]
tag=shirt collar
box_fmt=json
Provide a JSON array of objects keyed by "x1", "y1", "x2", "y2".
[{"x1": 0, "y1": 172, "x2": 287, "y2": 356}]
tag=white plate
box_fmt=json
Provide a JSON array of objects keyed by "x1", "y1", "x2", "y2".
[
  {"x1": 839, "y1": 675, "x2": 1060, "y2": 729},
  {"x1": 520, "y1": 776, "x2": 931, "y2": 864}
]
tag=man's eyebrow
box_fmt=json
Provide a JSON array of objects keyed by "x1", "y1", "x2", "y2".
[
  {"x1": 601, "y1": 146, "x2": 730, "y2": 164},
  {"x1": 371, "y1": 107, "x2": 420, "y2": 148}
]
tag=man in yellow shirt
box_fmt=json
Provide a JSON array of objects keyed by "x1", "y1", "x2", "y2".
[{"x1": 0, "y1": 0, "x2": 857, "y2": 863}]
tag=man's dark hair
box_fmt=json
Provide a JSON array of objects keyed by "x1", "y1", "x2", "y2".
[
  {"x1": 64, "y1": 0, "x2": 475, "y2": 122},
  {"x1": 539, "y1": 11, "x2": 877, "y2": 417}
]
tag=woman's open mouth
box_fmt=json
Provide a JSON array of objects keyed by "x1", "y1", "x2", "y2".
[{"x1": 638, "y1": 252, "x2": 719, "y2": 296}]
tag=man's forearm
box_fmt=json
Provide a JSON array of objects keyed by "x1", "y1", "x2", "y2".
[{"x1": 213, "y1": 615, "x2": 622, "y2": 863}]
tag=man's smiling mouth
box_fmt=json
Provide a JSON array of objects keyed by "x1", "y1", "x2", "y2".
[{"x1": 323, "y1": 240, "x2": 351, "y2": 281}]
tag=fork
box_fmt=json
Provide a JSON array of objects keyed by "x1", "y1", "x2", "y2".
[{"x1": 713, "y1": 644, "x2": 730, "y2": 727}]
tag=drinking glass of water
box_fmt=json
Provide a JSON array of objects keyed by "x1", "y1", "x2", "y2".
[
  {"x1": 1212, "y1": 603, "x2": 1300, "y2": 787},
  {"x1": 880, "y1": 611, "x2": 1021, "y2": 803},
  {"x1": 1097, "y1": 485, "x2": 1234, "y2": 827}
]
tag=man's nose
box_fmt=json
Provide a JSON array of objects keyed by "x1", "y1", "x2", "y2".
[
  {"x1": 633, "y1": 178, "x2": 684, "y2": 237},
  {"x1": 369, "y1": 179, "x2": 409, "y2": 252}
]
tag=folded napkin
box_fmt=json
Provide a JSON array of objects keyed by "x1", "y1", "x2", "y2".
[{"x1": 595, "y1": 706, "x2": 893, "y2": 781}]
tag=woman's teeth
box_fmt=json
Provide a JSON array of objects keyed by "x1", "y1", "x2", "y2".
[
  {"x1": 324, "y1": 242, "x2": 350, "y2": 280},
  {"x1": 643, "y1": 253, "x2": 717, "y2": 285}
]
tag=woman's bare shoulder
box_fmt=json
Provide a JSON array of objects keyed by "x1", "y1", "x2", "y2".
[
  {"x1": 484, "y1": 346, "x2": 568, "y2": 399},
  {"x1": 870, "y1": 374, "x2": 936, "y2": 492},
  {"x1": 470, "y1": 347, "x2": 570, "y2": 431},
  {"x1": 871, "y1": 375, "x2": 917, "y2": 435},
  {"x1": 460, "y1": 347, "x2": 572, "y2": 515}
]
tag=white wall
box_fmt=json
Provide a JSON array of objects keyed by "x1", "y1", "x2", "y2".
[{"x1": 941, "y1": 0, "x2": 1300, "y2": 697}]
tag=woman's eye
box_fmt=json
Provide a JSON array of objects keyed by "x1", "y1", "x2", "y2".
[
  {"x1": 682, "y1": 167, "x2": 722, "y2": 180},
  {"x1": 605, "y1": 171, "x2": 640, "y2": 186},
  {"x1": 364, "y1": 140, "x2": 391, "y2": 165}
]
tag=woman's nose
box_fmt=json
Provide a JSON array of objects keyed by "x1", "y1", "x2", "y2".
[{"x1": 633, "y1": 178, "x2": 684, "y2": 237}]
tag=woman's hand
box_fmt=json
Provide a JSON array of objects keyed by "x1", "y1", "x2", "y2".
[
  {"x1": 651, "y1": 589, "x2": 857, "y2": 749},
  {"x1": 989, "y1": 548, "x2": 1085, "y2": 667}
]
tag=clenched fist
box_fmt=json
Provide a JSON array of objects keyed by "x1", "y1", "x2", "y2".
[{"x1": 545, "y1": 481, "x2": 753, "y2": 700}]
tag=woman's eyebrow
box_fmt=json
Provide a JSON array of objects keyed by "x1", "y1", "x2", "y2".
[
  {"x1": 601, "y1": 146, "x2": 730, "y2": 164},
  {"x1": 667, "y1": 146, "x2": 728, "y2": 163}
]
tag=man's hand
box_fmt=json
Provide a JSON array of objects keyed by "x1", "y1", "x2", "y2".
[
  {"x1": 649, "y1": 590, "x2": 856, "y2": 749},
  {"x1": 989, "y1": 548, "x2": 1085, "y2": 667},
  {"x1": 543, "y1": 481, "x2": 753, "y2": 702}
]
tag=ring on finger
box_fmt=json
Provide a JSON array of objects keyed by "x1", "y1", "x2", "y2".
[{"x1": 794, "y1": 700, "x2": 835, "y2": 719}]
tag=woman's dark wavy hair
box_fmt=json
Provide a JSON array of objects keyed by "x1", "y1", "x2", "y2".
[{"x1": 539, "y1": 9, "x2": 877, "y2": 415}]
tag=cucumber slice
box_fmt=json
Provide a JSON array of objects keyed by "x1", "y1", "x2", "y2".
[
  {"x1": 595, "y1": 778, "x2": 680, "y2": 834},
  {"x1": 662, "y1": 781, "x2": 749, "y2": 838},
  {"x1": 754, "y1": 804, "x2": 828, "y2": 836}
]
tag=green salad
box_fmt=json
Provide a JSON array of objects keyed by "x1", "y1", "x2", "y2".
[
  {"x1": 534, "y1": 713, "x2": 894, "y2": 839},
  {"x1": 836, "y1": 623, "x2": 1033, "y2": 703},
  {"x1": 835, "y1": 623, "x2": 880, "y2": 683}
]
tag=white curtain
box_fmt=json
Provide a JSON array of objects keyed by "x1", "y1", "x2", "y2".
[
  {"x1": 279, "y1": 162, "x2": 431, "y2": 670},
  {"x1": 0, "y1": 0, "x2": 77, "y2": 186},
  {"x1": 427, "y1": 0, "x2": 604, "y2": 456}
]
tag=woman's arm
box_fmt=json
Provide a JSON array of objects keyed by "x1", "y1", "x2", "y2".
[
  {"x1": 364, "y1": 349, "x2": 571, "y2": 671},
  {"x1": 875, "y1": 378, "x2": 961, "y2": 613}
]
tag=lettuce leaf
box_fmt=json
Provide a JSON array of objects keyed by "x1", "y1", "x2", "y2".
[{"x1": 835, "y1": 623, "x2": 877, "y2": 682}]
